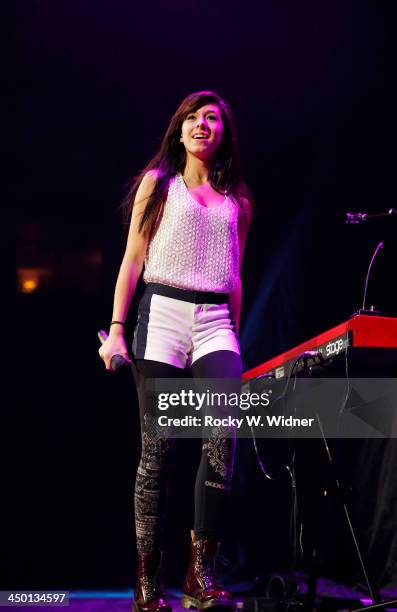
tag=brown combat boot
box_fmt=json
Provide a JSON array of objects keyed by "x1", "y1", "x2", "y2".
[
  {"x1": 133, "y1": 550, "x2": 172, "y2": 612},
  {"x1": 181, "y1": 532, "x2": 235, "y2": 610}
]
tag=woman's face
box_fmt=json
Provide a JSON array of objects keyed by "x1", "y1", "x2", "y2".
[{"x1": 180, "y1": 104, "x2": 224, "y2": 161}]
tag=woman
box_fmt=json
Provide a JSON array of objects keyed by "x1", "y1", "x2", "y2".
[{"x1": 99, "y1": 90, "x2": 253, "y2": 612}]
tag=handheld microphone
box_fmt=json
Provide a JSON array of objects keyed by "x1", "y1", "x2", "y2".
[{"x1": 98, "y1": 329, "x2": 131, "y2": 371}]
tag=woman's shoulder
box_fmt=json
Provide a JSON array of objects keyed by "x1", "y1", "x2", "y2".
[
  {"x1": 233, "y1": 193, "x2": 252, "y2": 219},
  {"x1": 232, "y1": 190, "x2": 253, "y2": 231},
  {"x1": 240, "y1": 195, "x2": 252, "y2": 216},
  {"x1": 140, "y1": 168, "x2": 160, "y2": 188},
  {"x1": 134, "y1": 169, "x2": 161, "y2": 208},
  {"x1": 141, "y1": 168, "x2": 179, "y2": 189}
]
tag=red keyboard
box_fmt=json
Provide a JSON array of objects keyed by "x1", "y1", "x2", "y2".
[{"x1": 243, "y1": 315, "x2": 397, "y2": 380}]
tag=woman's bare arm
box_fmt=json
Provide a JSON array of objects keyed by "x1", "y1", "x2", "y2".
[
  {"x1": 228, "y1": 198, "x2": 252, "y2": 333},
  {"x1": 99, "y1": 170, "x2": 158, "y2": 369}
]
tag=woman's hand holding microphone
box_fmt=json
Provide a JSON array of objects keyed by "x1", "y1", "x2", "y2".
[{"x1": 98, "y1": 322, "x2": 131, "y2": 371}]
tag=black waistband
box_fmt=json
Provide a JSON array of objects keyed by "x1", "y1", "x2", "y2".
[{"x1": 145, "y1": 283, "x2": 229, "y2": 305}]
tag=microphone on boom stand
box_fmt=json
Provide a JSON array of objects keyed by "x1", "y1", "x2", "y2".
[{"x1": 345, "y1": 206, "x2": 392, "y2": 316}]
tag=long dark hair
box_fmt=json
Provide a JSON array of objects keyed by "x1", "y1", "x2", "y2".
[{"x1": 122, "y1": 90, "x2": 253, "y2": 236}]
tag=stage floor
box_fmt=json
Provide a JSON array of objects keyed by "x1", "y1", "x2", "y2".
[{"x1": 10, "y1": 579, "x2": 397, "y2": 612}]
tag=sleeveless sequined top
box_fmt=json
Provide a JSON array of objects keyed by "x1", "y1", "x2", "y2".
[{"x1": 143, "y1": 174, "x2": 240, "y2": 292}]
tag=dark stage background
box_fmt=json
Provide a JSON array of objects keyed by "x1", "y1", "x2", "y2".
[{"x1": 9, "y1": 0, "x2": 396, "y2": 594}]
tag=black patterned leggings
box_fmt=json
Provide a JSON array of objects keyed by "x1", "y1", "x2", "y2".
[{"x1": 132, "y1": 350, "x2": 242, "y2": 552}]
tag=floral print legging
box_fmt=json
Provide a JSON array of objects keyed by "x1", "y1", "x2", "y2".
[{"x1": 132, "y1": 350, "x2": 242, "y2": 552}]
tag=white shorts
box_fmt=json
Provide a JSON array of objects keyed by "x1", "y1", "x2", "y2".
[{"x1": 132, "y1": 283, "x2": 240, "y2": 369}]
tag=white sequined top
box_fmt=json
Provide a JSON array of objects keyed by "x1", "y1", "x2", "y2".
[{"x1": 143, "y1": 174, "x2": 240, "y2": 292}]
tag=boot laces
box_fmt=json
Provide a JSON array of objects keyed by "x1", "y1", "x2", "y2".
[
  {"x1": 140, "y1": 567, "x2": 163, "y2": 602},
  {"x1": 197, "y1": 543, "x2": 229, "y2": 590}
]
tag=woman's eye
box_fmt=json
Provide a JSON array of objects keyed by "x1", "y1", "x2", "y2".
[{"x1": 186, "y1": 115, "x2": 196, "y2": 120}]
